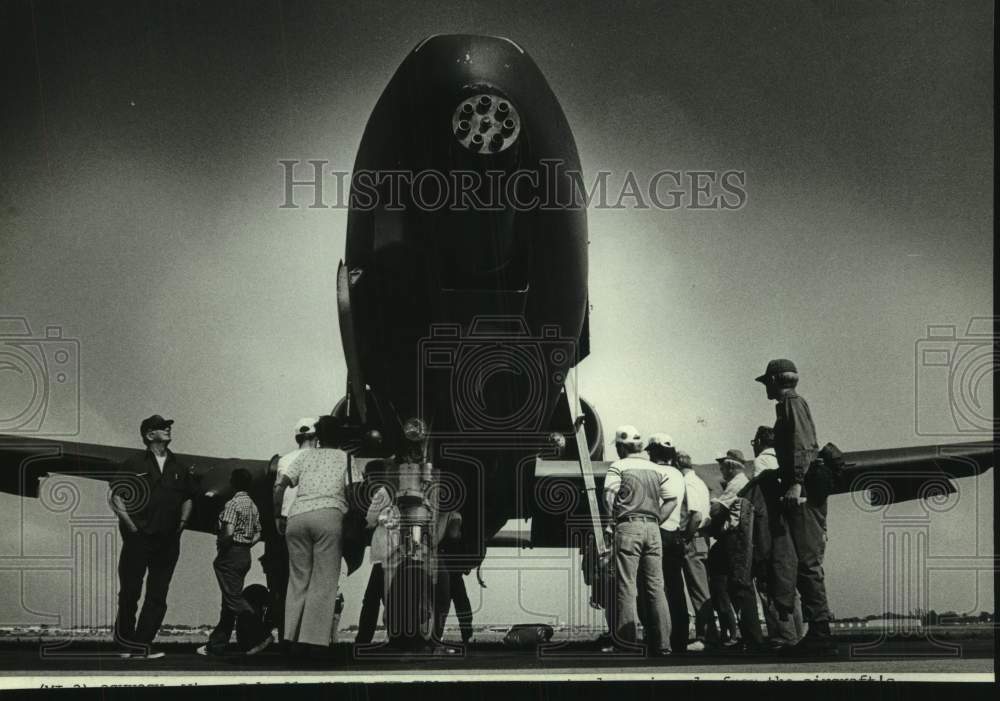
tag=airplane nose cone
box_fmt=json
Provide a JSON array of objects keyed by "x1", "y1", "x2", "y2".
[{"x1": 453, "y1": 94, "x2": 520, "y2": 154}]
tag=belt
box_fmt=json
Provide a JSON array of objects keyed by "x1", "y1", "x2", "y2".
[{"x1": 617, "y1": 514, "x2": 658, "y2": 524}]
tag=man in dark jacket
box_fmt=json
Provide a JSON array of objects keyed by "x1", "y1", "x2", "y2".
[
  {"x1": 109, "y1": 414, "x2": 194, "y2": 659},
  {"x1": 755, "y1": 359, "x2": 834, "y2": 653}
]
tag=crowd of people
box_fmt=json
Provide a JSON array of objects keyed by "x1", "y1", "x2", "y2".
[
  {"x1": 108, "y1": 413, "x2": 473, "y2": 659},
  {"x1": 595, "y1": 358, "x2": 834, "y2": 656},
  {"x1": 106, "y1": 356, "x2": 833, "y2": 660}
]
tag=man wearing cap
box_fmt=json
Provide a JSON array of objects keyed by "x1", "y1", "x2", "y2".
[
  {"x1": 110, "y1": 415, "x2": 194, "y2": 659},
  {"x1": 676, "y1": 451, "x2": 716, "y2": 650},
  {"x1": 264, "y1": 417, "x2": 319, "y2": 644},
  {"x1": 602, "y1": 426, "x2": 672, "y2": 655},
  {"x1": 755, "y1": 358, "x2": 832, "y2": 653},
  {"x1": 709, "y1": 449, "x2": 765, "y2": 650},
  {"x1": 644, "y1": 434, "x2": 690, "y2": 654},
  {"x1": 711, "y1": 449, "x2": 751, "y2": 512}
]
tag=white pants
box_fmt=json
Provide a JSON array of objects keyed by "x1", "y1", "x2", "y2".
[{"x1": 284, "y1": 508, "x2": 344, "y2": 646}]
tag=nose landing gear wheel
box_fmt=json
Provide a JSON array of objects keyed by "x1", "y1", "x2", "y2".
[{"x1": 385, "y1": 559, "x2": 435, "y2": 650}]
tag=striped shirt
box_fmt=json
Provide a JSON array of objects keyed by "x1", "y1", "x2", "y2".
[
  {"x1": 218, "y1": 491, "x2": 261, "y2": 545},
  {"x1": 603, "y1": 455, "x2": 673, "y2": 522}
]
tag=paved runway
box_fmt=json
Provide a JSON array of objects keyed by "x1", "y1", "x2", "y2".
[{"x1": 0, "y1": 638, "x2": 993, "y2": 684}]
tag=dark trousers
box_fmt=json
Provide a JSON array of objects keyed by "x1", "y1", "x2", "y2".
[
  {"x1": 115, "y1": 531, "x2": 181, "y2": 646},
  {"x1": 355, "y1": 563, "x2": 385, "y2": 644},
  {"x1": 786, "y1": 499, "x2": 831, "y2": 623},
  {"x1": 659, "y1": 530, "x2": 689, "y2": 652},
  {"x1": 707, "y1": 542, "x2": 739, "y2": 643},
  {"x1": 758, "y1": 584, "x2": 803, "y2": 644},
  {"x1": 260, "y1": 536, "x2": 290, "y2": 642},
  {"x1": 208, "y1": 544, "x2": 269, "y2": 652},
  {"x1": 728, "y1": 575, "x2": 764, "y2": 646},
  {"x1": 434, "y1": 570, "x2": 474, "y2": 642}
]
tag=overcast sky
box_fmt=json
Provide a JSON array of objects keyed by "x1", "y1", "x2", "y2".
[{"x1": 0, "y1": 0, "x2": 993, "y2": 627}]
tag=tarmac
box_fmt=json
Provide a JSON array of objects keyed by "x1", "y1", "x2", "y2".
[{"x1": 0, "y1": 637, "x2": 993, "y2": 685}]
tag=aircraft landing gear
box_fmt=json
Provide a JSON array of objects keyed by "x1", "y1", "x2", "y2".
[
  {"x1": 383, "y1": 460, "x2": 438, "y2": 650},
  {"x1": 385, "y1": 559, "x2": 435, "y2": 650}
]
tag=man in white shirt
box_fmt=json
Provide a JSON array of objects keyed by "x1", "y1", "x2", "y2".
[
  {"x1": 750, "y1": 426, "x2": 804, "y2": 647},
  {"x1": 706, "y1": 449, "x2": 749, "y2": 646},
  {"x1": 645, "y1": 433, "x2": 689, "y2": 653},
  {"x1": 711, "y1": 449, "x2": 750, "y2": 514},
  {"x1": 676, "y1": 451, "x2": 716, "y2": 651},
  {"x1": 751, "y1": 426, "x2": 779, "y2": 478}
]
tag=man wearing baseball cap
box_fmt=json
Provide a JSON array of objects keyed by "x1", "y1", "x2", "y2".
[
  {"x1": 705, "y1": 449, "x2": 749, "y2": 647},
  {"x1": 601, "y1": 425, "x2": 672, "y2": 655},
  {"x1": 708, "y1": 449, "x2": 766, "y2": 651},
  {"x1": 644, "y1": 433, "x2": 690, "y2": 654},
  {"x1": 646, "y1": 433, "x2": 692, "y2": 654},
  {"x1": 110, "y1": 414, "x2": 195, "y2": 659},
  {"x1": 755, "y1": 359, "x2": 832, "y2": 653},
  {"x1": 263, "y1": 417, "x2": 320, "y2": 644}
]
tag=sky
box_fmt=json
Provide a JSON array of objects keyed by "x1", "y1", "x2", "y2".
[{"x1": 0, "y1": 0, "x2": 993, "y2": 627}]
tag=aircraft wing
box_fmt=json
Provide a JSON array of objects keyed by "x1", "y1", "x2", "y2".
[
  {"x1": 0, "y1": 434, "x2": 272, "y2": 536},
  {"x1": 516, "y1": 441, "x2": 994, "y2": 548},
  {"x1": 7, "y1": 434, "x2": 991, "y2": 552},
  {"x1": 830, "y1": 441, "x2": 995, "y2": 505}
]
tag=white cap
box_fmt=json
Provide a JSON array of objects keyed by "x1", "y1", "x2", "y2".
[
  {"x1": 293, "y1": 417, "x2": 319, "y2": 438},
  {"x1": 614, "y1": 425, "x2": 642, "y2": 449},
  {"x1": 645, "y1": 433, "x2": 674, "y2": 450}
]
